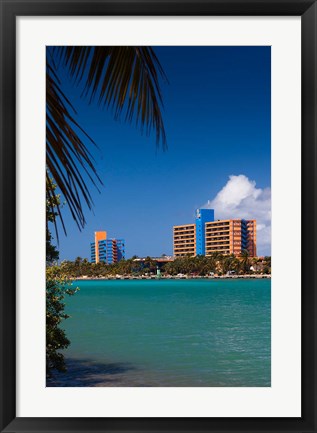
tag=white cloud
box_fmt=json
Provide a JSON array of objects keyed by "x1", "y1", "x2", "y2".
[{"x1": 203, "y1": 175, "x2": 271, "y2": 256}]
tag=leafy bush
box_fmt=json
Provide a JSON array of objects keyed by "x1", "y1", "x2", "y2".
[{"x1": 46, "y1": 267, "x2": 78, "y2": 376}]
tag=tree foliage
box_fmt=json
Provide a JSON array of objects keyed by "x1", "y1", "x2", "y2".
[
  {"x1": 46, "y1": 179, "x2": 60, "y2": 265},
  {"x1": 46, "y1": 181, "x2": 78, "y2": 376},
  {"x1": 46, "y1": 267, "x2": 78, "y2": 375},
  {"x1": 54, "y1": 254, "x2": 271, "y2": 279}
]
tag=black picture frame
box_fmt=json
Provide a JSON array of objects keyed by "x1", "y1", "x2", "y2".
[{"x1": 0, "y1": 1, "x2": 316, "y2": 432}]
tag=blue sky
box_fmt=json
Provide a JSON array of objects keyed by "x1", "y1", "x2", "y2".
[{"x1": 51, "y1": 46, "x2": 271, "y2": 260}]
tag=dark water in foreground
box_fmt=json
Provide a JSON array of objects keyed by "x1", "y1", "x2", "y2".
[{"x1": 48, "y1": 279, "x2": 271, "y2": 387}]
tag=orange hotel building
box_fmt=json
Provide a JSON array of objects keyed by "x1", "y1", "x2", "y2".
[{"x1": 173, "y1": 209, "x2": 256, "y2": 258}]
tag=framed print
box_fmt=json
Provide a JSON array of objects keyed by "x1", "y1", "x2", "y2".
[{"x1": 0, "y1": 0, "x2": 316, "y2": 432}]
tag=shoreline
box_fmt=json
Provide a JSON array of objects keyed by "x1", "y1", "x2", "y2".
[
  {"x1": 74, "y1": 274, "x2": 271, "y2": 281},
  {"x1": 47, "y1": 356, "x2": 270, "y2": 387}
]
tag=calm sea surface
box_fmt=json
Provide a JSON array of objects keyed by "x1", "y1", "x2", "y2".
[{"x1": 50, "y1": 279, "x2": 271, "y2": 387}]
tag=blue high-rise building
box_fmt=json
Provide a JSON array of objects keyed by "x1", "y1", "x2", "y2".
[
  {"x1": 91, "y1": 231, "x2": 125, "y2": 264},
  {"x1": 98, "y1": 239, "x2": 125, "y2": 264},
  {"x1": 195, "y1": 208, "x2": 215, "y2": 255}
]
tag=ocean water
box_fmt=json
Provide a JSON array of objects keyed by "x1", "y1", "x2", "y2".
[{"x1": 51, "y1": 279, "x2": 271, "y2": 387}]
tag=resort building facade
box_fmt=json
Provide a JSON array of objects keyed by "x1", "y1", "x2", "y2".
[
  {"x1": 173, "y1": 209, "x2": 256, "y2": 257},
  {"x1": 205, "y1": 219, "x2": 256, "y2": 257},
  {"x1": 173, "y1": 224, "x2": 196, "y2": 257},
  {"x1": 91, "y1": 231, "x2": 125, "y2": 264}
]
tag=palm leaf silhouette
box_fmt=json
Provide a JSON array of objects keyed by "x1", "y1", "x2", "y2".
[{"x1": 46, "y1": 46, "x2": 167, "y2": 236}]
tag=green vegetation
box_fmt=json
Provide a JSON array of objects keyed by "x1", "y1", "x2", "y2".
[
  {"x1": 54, "y1": 254, "x2": 271, "y2": 279},
  {"x1": 46, "y1": 183, "x2": 78, "y2": 376},
  {"x1": 46, "y1": 267, "x2": 78, "y2": 375}
]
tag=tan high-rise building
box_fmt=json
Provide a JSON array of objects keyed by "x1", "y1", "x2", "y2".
[
  {"x1": 205, "y1": 219, "x2": 256, "y2": 257},
  {"x1": 173, "y1": 224, "x2": 196, "y2": 257},
  {"x1": 173, "y1": 209, "x2": 257, "y2": 258}
]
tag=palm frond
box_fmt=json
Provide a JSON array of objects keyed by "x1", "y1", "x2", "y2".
[
  {"x1": 46, "y1": 61, "x2": 102, "y2": 233},
  {"x1": 57, "y1": 46, "x2": 168, "y2": 147},
  {"x1": 46, "y1": 174, "x2": 65, "y2": 243},
  {"x1": 47, "y1": 46, "x2": 167, "y2": 235}
]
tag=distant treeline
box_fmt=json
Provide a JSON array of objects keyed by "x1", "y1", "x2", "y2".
[{"x1": 49, "y1": 253, "x2": 271, "y2": 278}]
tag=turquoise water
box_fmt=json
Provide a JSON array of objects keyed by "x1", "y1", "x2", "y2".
[{"x1": 54, "y1": 279, "x2": 271, "y2": 387}]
